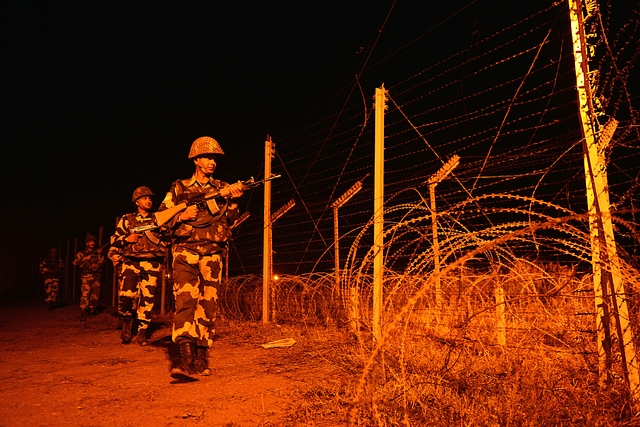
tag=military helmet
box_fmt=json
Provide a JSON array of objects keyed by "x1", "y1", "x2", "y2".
[
  {"x1": 188, "y1": 136, "x2": 224, "y2": 159},
  {"x1": 132, "y1": 186, "x2": 154, "y2": 203},
  {"x1": 85, "y1": 233, "x2": 97, "y2": 243}
]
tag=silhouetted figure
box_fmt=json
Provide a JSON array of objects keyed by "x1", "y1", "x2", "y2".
[
  {"x1": 73, "y1": 233, "x2": 104, "y2": 321},
  {"x1": 39, "y1": 247, "x2": 65, "y2": 310}
]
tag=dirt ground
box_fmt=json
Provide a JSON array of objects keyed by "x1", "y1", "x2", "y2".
[{"x1": 0, "y1": 300, "x2": 349, "y2": 427}]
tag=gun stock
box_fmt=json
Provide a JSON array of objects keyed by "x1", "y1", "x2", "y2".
[{"x1": 154, "y1": 202, "x2": 188, "y2": 227}]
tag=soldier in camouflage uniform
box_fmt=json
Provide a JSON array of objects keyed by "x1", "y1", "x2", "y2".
[
  {"x1": 110, "y1": 186, "x2": 168, "y2": 345},
  {"x1": 39, "y1": 247, "x2": 65, "y2": 311},
  {"x1": 73, "y1": 233, "x2": 104, "y2": 321},
  {"x1": 159, "y1": 136, "x2": 244, "y2": 379}
]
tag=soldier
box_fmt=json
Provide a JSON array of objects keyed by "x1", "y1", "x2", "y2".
[
  {"x1": 73, "y1": 233, "x2": 104, "y2": 321},
  {"x1": 109, "y1": 186, "x2": 168, "y2": 346},
  {"x1": 39, "y1": 247, "x2": 65, "y2": 311},
  {"x1": 158, "y1": 136, "x2": 244, "y2": 379}
]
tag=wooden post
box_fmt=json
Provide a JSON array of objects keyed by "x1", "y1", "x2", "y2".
[
  {"x1": 33, "y1": 258, "x2": 39, "y2": 298},
  {"x1": 333, "y1": 207, "x2": 340, "y2": 288},
  {"x1": 568, "y1": 0, "x2": 640, "y2": 401},
  {"x1": 373, "y1": 85, "x2": 387, "y2": 341},
  {"x1": 72, "y1": 237, "x2": 78, "y2": 300},
  {"x1": 350, "y1": 286, "x2": 359, "y2": 334},
  {"x1": 331, "y1": 177, "x2": 367, "y2": 333},
  {"x1": 427, "y1": 155, "x2": 459, "y2": 309},
  {"x1": 263, "y1": 135, "x2": 274, "y2": 323},
  {"x1": 495, "y1": 286, "x2": 506, "y2": 346},
  {"x1": 64, "y1": 240, "x2": 70, "y2": 301},
  {"x1": 430, "y1": 184, "x2": 440, "y2": 308},
  {"x1": 268, "y1": 199, "x2": 295, "y2": 322},
  {"x1": 332, "y1": 178, "x2": 366, "y2": 288},
  {"x1": 226, "y1": 210, "x2": 249, "y2": 284}
]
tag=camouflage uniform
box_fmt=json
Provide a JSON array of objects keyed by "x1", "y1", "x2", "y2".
[
  {"x1": 160, "y1": 175, "x2": 239, "y2": 348},
  {"x1": 110, "y1": 212, "x2": 167, "y2": 336},
  {"x1": 73, "y1": 235, "x2": 104, "y2": 316},
  {"x1": 161, "y1": 136, "x2": 245, "y2": 379},
  {"x1": 39, "y1": 248, "x2": 65, "y2": 309}
]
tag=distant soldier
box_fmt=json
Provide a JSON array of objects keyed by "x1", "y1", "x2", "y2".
[
  {"x1": 39, "y1": 247, "x2": 65, "y2": 311},
  {"x1": 109, "y1": 186, "x2": 168, "y2": 346},
  {"x1": 73, "y1": 233, "x2": 104, "y2": 321},
  {"x1": 158, "y1": 136, "x2": 244, "y2": 379}
]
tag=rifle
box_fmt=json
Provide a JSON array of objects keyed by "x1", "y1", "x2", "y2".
[
  {"x1": 154, "y1": 174, "x2": 281, "y2": 227},
  {"x1": 130, "y1": 223, "x2": 160, "y2": 234},
  {"x1": 74, "y1": 243, "x2": 108, "y2": 269}
]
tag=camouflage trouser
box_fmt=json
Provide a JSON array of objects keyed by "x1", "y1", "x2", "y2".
[
  {"x1": 171, "y1": 247, "x2": 222, "y2": 348},
  {"x1": 80, "y1": 273, "x2": 101, "y2": 310},
  {"x1": 118, "y1": 258, "x2": 162, "y2": 330},
  {"x1": 44, "y1": 278, "x2": 59, "y2": 303}
]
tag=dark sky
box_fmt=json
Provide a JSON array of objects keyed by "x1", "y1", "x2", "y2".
[
  {"x1": 0, "y1": 1, "x2": 636, "y2": 269},
  {"x1": 0, "y1": 1, "x2": 468, "y2": 256},
  {"x1": 1, "y1": 2, "x2": 377, "y2": 253}
]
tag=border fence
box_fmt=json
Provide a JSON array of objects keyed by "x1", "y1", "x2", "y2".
[{"x1": 21, "y1": 1, "x2": 640, "y2": 422}]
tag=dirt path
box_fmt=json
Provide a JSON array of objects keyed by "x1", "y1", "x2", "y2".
[{"x1": 0, "y1": 301, "x2": 347, "y2": 427}]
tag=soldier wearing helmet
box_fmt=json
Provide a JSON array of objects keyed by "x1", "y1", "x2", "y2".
[
  {"x1": 109, "y1": 185, "x2": 169, "y2": 345},
  {"x1": 188, "y1": 136, "x2": 225, "y2": 159},
  {"x1": 132, "y1": 185, "x2": 154, "y2": 203},
  {"x1": 39, "y1": 247, "x2": 65, "y2": 311},
  {"x1": 158, "y1": 136, "x2": 245, "y2": 379},
  {"x1": 73, "y1": 232, "x2": 104, "y2": 321}
]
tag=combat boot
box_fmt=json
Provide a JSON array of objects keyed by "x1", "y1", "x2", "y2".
[
  {"x1": 136, "y1": 329, "x2": 150, "y2": 346},
  {"x1": 171, "y1": 341, "x2": 196, "y2": 380},
  {"x1": 121, "y1": 317, "x2": 133, "y2": 344},
  {"x1": 193, "y1": 346, "x2": 212, "y2": 376}
]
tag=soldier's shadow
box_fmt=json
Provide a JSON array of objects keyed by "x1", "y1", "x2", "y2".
[{"x1": 150, "y1": 333, "x2": 199, "y2": 383}]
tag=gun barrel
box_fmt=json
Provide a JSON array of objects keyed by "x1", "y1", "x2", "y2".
[
  {"x1": 263, "y1": 174, "x2": 281, "y2": 182},
  {"x1": 242, "y1": 174, "x2": 281, "y2": 189}
]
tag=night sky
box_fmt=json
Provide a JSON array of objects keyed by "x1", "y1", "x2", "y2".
[
  {"x1": 0, "y1": 1, "x2": 636, "y2": 276},
  {"x1": 1, "y1": 1, "x2": 381, "y2": 260}
]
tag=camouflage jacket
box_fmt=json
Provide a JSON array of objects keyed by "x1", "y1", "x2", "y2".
[
  {"x1": 73, "y1": 248, "x2": 104, "y2": 274},
  {"x1": 158, "y1": 175, "x2": 239, "y2": 255},
  {"x1": 110, "y1": 212, "x2": 168, "y2": 259},
  {"x1": 39, "y1": 258, "x2": 65, "y2": 280}
]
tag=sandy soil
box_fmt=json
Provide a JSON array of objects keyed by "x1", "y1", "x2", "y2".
[{"x1": 0, "y1": 301, "x2": 347, "y2": 427}]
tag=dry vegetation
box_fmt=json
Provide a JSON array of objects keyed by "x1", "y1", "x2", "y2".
[
  {"x1": 221, "y1": 260, "x2": 639, "y2": 426},
  {"x1": 220, "y1": 198, "x2": 640, "y2": 426},
  {"x1": 218, "y1": 195, "x2": 640, "y2": 426}
]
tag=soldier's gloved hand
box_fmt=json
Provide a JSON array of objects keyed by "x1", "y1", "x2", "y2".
[
  {"x1": 228, "y1": 182, "x2": 245, "y2": 199},
  {"x1": 179, "y1": 205, "x2": 198, "y2": 221},
  {"x1": 126, "y1": 234, "x2": 140, "y2": 243}
]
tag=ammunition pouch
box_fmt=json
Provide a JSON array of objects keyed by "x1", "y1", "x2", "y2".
[{"x1": 123, "y1": 213, "x2": 168, "y2": 258}]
